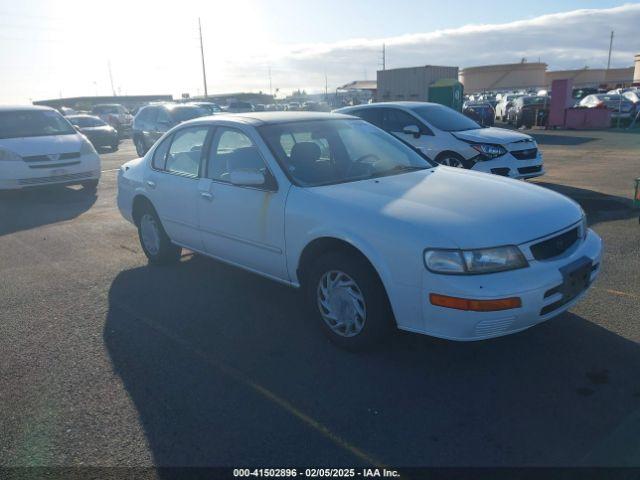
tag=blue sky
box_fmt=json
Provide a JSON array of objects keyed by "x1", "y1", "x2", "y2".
[{"x1": 0, "y1": 0, "x2": 638, "y2": 103}]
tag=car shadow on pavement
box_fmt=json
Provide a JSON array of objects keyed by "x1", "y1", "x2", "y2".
[
  {"x1": 534, "y1": 183, "x2": 637, "y2": 227},
  {"x1": 0, "y1": 185, "x2": 96, "y2": 236},
  {"x1": 529, "y1": 133, "x2": 598, "y2": 146},
  {"x1": 104, "y1": 254, "x2": 640, "y2": 470}
]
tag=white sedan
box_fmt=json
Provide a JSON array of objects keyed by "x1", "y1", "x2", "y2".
[
  {"x1": 117, "y1": 112, "x2": 601, "y2": 349},
  {"x1": 336, "y1": 102, "x2": 544, "y2": 180},
  {"x1": 0, "y1": 106, "x2": 101, "y2": 190}
]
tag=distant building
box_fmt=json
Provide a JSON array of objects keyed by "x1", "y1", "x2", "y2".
[
  {"x1": 634, "y1": 54, "x2": 640, "y2": 85},
  {"x1": 377, "y1": 66, "x2": 459, "y2": 102},
  {"x1": 199, "y1": 92, "x2": 274, "y2": 105},
  {"x1": 459, "y1": 62, "x2": 547, "y2": 93},
  {"x1": 33, "y1": 95, "x2": 173, "y2": 112},
  {"x1": 546, "y1": 67, "x2": 635, "y2": 89}
]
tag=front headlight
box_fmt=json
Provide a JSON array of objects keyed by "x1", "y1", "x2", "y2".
[
  {"x1": 80, "y1": 137, "x2": 97, "y2": 155},
  {"x1": 578, "y1": 210, "x2": 588, "y2": 240},
  {"x1": 424, "y1": 246, "x2": 528, "y2": 274},
  {"x1": 470, "y1": 143, "x2": 507, "y2": 159},
  {"x1": 0, "y1": 148, "x2": 22, "y2": 162}
]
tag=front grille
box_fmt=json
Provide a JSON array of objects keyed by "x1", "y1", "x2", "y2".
[
  {"x1": 23, "y1": 152, "x2": 81, "y2": 162},
  {"x1": 491, "y1": 168, "x2": 510, "y2": 176},
  {"x1": 29, "y1": 161, "x2": 81, "y2": 169},
  {"x1": 530, "y1": 228, "x2": 579, "y2": 261},
  {"x1": 474, "y1": 317, "x2": 515, "y2": 337},
  {"x1": 511, "y1": 148, "x2": 538, "y2": 160},
  {"x1": 518, "y1": 166, "x2": 542, "y2": 175},
  {"x1": 18, "y1": 171, "x2": 94, "y2": 185}
]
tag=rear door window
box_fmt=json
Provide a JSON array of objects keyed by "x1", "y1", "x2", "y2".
[{"x1": 165, "y1": 126, "x2": 209, "y2": 177}]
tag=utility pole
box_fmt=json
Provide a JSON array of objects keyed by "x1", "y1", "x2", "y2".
[
  {"x1": 382, "y1": 43, "x2": 386, "y2": 71},
  {"x1": 324, "y1": 70, "x2": 328, "y2": 101},
  {"x1": 199, "y1": 18, "x2": 208, "y2": 98},
  {"x1": 108, "y1": 61, "x2": 116, "y2": 96},
  {"x1": 268, "y1": 66, "x2": 273, "y2": 97},
  {"x1": 607, "y1": 30, "x2": 614, "y2": 70}
]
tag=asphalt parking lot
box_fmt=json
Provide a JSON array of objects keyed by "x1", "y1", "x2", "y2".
[{"x1": 1, "y1": 130, "x2": 639, "y2": 470}]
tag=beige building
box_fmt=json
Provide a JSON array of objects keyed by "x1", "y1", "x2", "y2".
[
  {"x1": 458, "y1": 62, "x2": 547, "y2": 93},
  {"x1": 634, "y1": 54, "x2": 640, "y2": 84},
  {"x1": 546, "y1": 67, "x2": 635, "y2": 88}
]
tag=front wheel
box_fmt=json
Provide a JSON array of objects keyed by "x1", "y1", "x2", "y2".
[
  {"x1": 306, "y1": 251, "x2": 394, "y2": 350},
  {"x1": 137, "y1": 207, "x2": 181, "y2": 264},
  {"x1": 435, "y1": 152, "x2": 467, "y2": 168}
]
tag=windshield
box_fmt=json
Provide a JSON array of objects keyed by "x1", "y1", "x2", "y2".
[
  {"x1": 259, "y1": 119, "x2": 433, "y2": 187},
  {"x1": 69, "y1": 116, "x2": 107, "y2": 128},
  {"x1": 0, "y1": 109, "x2": 77, "y2": 139},
  {"x1": 170, "y1": 106, "x2": 208, "y2": 122},
  {"x1": 411, "y1": 104, "x2": 480, "y2": 132}
]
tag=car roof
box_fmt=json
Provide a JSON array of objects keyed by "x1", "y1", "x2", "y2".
[
  {"x1": 66, "y1": 114, "x2": 102, "y2": 119},
  {"x1": 185, "y1": 111, "x2": 354, "y2": 126},
  {"x1": 338, "y1": 101, "x2": 442, "y2": 111},
  {"x1": 0, "y1": 105, "x2": 56, "y2": 112}
]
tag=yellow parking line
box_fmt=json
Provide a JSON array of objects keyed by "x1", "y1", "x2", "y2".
[
  {"x1": 595, "y1": 287, "x2": 639, "y2": 300},
  {"x1": 114, "y1": 300, "x2": 386, "y2": 468}
]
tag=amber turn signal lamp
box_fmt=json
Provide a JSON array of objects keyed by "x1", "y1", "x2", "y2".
[{"x1": 430, "y1": 293, "x2": 522, "y2": 312}]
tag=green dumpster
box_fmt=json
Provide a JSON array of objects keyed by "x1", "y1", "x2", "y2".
[
  {"x1": 635, "y1": 178, "x2": 640, "y2": 208},
  {"x1": 428, "y1": 79, "x2": 464, "y2": 112}
]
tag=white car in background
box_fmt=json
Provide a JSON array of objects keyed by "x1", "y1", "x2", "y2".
[
  {"x1": 336, "y1": 102, "x2": 544, "y2": 179},
  {"x1": 494, "y1": 94, "x2": 524, "y2": 121},
  {"x1": 117, "y1": 112, "x2": 600, "y2": 349},
  {"x1": 0, "y1": 106, "x2": 101, "y2": 191}
]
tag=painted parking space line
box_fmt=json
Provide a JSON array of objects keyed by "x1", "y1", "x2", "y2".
[
  {"x1": 101, "y1": 168, "x2": 120, "y2": 173},
  {"x1": 594, "y1": 287, "x2": 639, "y2": 300},
  {"x1": 113, "y1": 300, "x2": 386, "y2": 468}
]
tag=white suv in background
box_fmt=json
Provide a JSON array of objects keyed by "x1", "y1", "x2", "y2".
[
  {"x1": 0, "y1": 106, "x2": 101, "y2": 191},
  {"x1": 336, "y1": 102, "x2": 544, "y2": 180}
]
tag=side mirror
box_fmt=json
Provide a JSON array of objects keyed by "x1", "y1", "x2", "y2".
[
  {"x1": 402, "y1": 125, "x2": 421, "y2": 138},
  {"x1": 229, "y1": 169, "x2": 265, "y2": 187}
]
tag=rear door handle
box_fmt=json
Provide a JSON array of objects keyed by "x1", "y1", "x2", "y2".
[
  {"x1": 200, "y1": 191, "x2": 213, "y2": 200},
  {"x1": 146, "y1": 180, "x2": 156, "y2": 189}
]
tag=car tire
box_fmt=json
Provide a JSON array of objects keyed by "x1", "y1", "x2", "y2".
[
  {"x1": 111, "y1": 142, "x2": 119, "y2": 152},
  {"x1": 82, "y1": 179, "x2": 99, "y2": 193},
  {"x1": 306, "y1": 251, "x2": 394, "y2": 350},
  {"x1": 136, "y1": 206, "x2": 181, "y2": 265},
  {"x1": 134, "y1": 136, "x2": 147, "y2": 157},
  {"x1": 435, "y1": 152, "x2": 467, "y2": 168}
]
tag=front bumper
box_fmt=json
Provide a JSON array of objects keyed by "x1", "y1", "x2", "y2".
[
  {"x1": 0, "y1": 153, "x2": 101, "y2": 190},
  {"x1": 470, "y1": 151, "x2": 545, "y2": 180},
  {"x1": 417, "y1": 229, "x2": 602, "y2": 341}
]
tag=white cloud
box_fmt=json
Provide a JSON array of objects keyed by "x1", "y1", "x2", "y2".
[{"x1": 244, "y1": 3, "x2": 640, "y2": 94}]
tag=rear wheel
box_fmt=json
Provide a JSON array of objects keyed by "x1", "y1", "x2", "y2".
[
  {"x1": 306, "y1": 251, "x2": 394, "y2": 350},
  {"x1": 137, "y1": 206, "x2": 181, "y2": 264},
  {"x1": 111, "y1": 142, "x2": 119, "y2": 152},
  {"x1": 134, "y1": 136, "x2": 147, "y2": 157}
]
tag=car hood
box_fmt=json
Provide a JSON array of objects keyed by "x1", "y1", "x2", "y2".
[
  {"x1": 0, "y1": 133, "x2": 84, "y2": 156},
  {"x1": 452, "y1": 127, "x2": 533, "y2": 145},
  {"x1": 309, "y1": 167, "x2": 582, "y2": 249}
]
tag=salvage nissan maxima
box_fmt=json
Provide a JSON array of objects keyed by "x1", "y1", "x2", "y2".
[{"x1": 117, "y1": 112, "x2": 602, "y2": 349}]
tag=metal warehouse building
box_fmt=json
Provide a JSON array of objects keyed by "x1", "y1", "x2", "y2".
[
  {"x1": 458, "y1": 62, "x2": 547, "y2": 93},
  {"x1": 376, "y1": 65, "x2": 459, "y2": 102},
  {"x1": 634, "y1": 53, "x2": 640, "y2": 84}
]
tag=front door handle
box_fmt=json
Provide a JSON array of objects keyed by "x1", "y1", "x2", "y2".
[
  {"x1": 146, "y1": 180, "x2": 156, "y2": 189},
  {"x1": 200, "y1": 191, "x2": 213, "y2": 200}
]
